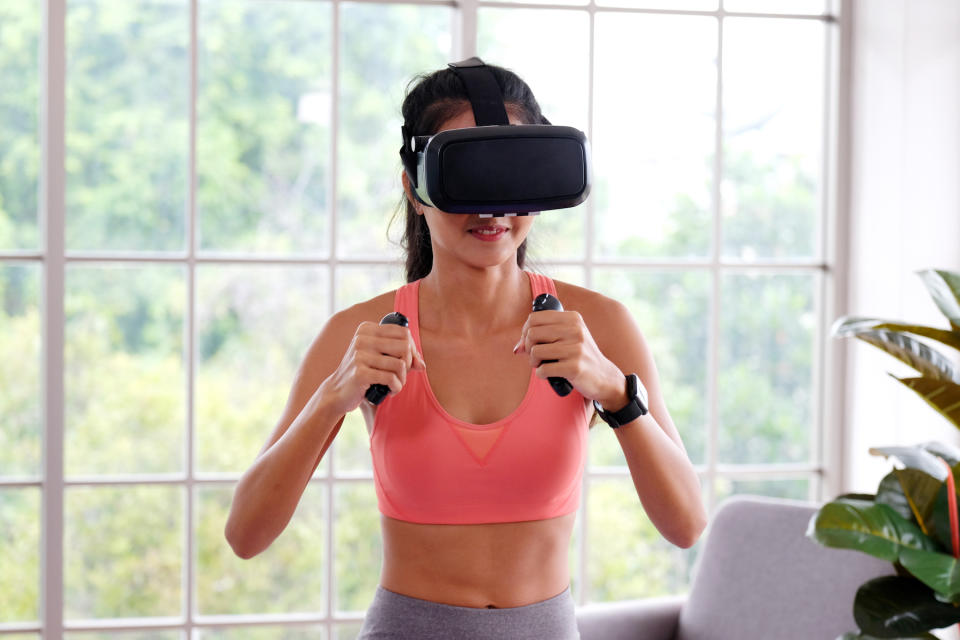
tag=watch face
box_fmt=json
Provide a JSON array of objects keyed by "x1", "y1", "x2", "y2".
[
  {"x1": 630, "y1": 374, "x2": 649, "y2": 414},
  {"x1": 629, "y1": 374, "x2": 643, "y2": 399}
]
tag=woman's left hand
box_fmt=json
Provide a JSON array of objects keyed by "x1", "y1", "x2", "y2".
[{"x1": 514, "y1": 309, "x2": 626, "y2": 408}]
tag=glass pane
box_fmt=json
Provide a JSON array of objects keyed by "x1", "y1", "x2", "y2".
[
  {"x1": 718, "y1": 272, "x2": 816, "y2": 464},
  {"x1": 594, "y1": 14, "x2": 716, "y2": 259},
  {"x1": 335, "y1": 482, "x2": 381, "y2": 614},
  {"x1": 334, "y1": 625, "x2": 362, "y2": 640},
  {"x1": 333, "y1": 265, "x2": 404, "y2": 312},
  {"x1": 196, "y1": 628, "x2": 325, "y2": 640},
  {"x1": 715, "y1": 475, "x2": 813, "y2": 503},
  {"x1": 586, "y1": 477, "x2": 698, "y2": 602},
  {"x1": 537, "y1": 265, "x2": 584, "y2": 288},
  {"x1": 0, "y1": 2, "x2": 40, "y2": 251},
  {"x1": 722, "y1": 18, "x2": 825, "y2": 260},
  {"x1": 524, "y1": 207, "x2": 586, "y2": 263},
  {"x1": 198, "y1": 0, "x2": 332, "y2": 255},
  {"x1": 64, "y1": 486, "x2": 183, "y2": 620},
  {"x1": 0, "y1": 264, "x2": 42, "y2": 477},
  {"x1": 337, "y1": 3, "x2": 452, "y2": 259},
  {"x1": 67, "y1": 632, "x2": 182, "y2": 640},
  {"x1": 568, "y1": 507, "x2": 581, "y2": 597},
  {"x1": 195, "y1": 265, "x2": 330, "y2": 474},
  {"x1": 591, "y1": 269, "x2": 709, "y2": 466},
  {"x1": 196, "y1": 485, "x2": 326, "y2": 616},
  {"x1": 0, "y1": 488, "x2": 40, "y2": 622},
  {"x1": 597, "y1": 0, "x2": 717, "y2": 8},
  {"x1": 66, "y1": 0, "x2": 188, "y2": 252},
  {"x1": 724, "y1": 0, "x2": 826, "y2": 14},
  {"x1": 65, "y1": 265, "x2": 185, "y2": 476},
  {"x1": 334, "y1": 410, "x2": 372, "y2": 475},
  {"x1": 478, "y1": 9, "x2": 590, "y2": 261}
]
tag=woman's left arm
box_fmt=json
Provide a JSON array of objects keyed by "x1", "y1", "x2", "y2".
[{"x1": 517, "y1": 292, "x2": 707, "y2": 548}]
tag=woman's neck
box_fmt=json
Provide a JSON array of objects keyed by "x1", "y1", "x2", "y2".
[{"x1": 419, "y1": 265, "x2": 531, "y2": 338}]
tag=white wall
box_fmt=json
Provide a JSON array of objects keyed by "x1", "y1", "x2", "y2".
[{"x1": 844, "y1": 0, "x2": 960, "y2": 495}]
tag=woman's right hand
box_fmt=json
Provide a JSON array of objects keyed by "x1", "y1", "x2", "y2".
[{"x1": 319, "y1": 320, "x2": 426, "y2": 415}]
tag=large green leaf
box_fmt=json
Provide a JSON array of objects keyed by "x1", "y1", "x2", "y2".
[
  {"x1": 808, "y1": 499, "x2": 939, "y2": 562},
  {"x1": 899, "y1": 547, "x2": 960, "y2": 601},
  {"x1": 851, "y1": 327, "x2": 960, "y2": 382},
  {"x1": 877, "y1": 470, "x2": 919, "y2": 523},
  {"x1": 839, "y1": 492, "x2": 878, "y2": 502},
  {"x1": 894, "y1": 377, "x2": 960, "y2": 431},
  {"x1": 834, "y1": 315, "x2": 960, "y2": 352},
  {"x1": 918, "y1": 270, "x2": 960, "y2": 332},
  {"x1": 894, "y1": 468, "x2": 946, "y2": 537},
  {"x1": 870, "y1": 446, "x2": 949, "y2": 482},
  {"x1": 853, "y1": 575, "x2": 960, "y2": 637}
]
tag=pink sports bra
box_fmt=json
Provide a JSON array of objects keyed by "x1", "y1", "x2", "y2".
[{"x1": 369, "y1": 271, "x2": 591, "y2": 525}]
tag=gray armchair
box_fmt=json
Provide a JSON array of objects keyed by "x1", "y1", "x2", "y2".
[{"x1": 576, "y1": 494, "x2": 895, "y2": 640}]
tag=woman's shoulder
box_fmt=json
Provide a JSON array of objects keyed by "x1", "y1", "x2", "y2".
[
  {"x1": 553, "y1": 278, "x2": 626, "y2": 317},
  {"x1": 332, "y1": 288, "x2": 401, "y2": 328}
]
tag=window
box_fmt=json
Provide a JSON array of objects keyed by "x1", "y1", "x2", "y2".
[{"x1": 0, "y1": 0, "x2": 842, "y2": 637}]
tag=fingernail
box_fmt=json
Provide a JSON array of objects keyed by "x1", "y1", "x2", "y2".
[{"x1": 512, "y1": 340, "x2": 522, "y2": 354}]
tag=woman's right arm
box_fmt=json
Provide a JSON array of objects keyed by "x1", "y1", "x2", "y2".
[{"x1": 224, "y1": 304, "x2": 425, "y2": 559}]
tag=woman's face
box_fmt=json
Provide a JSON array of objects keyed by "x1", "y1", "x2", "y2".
[{"x1": 404, "y1": 105, "x2": 536, "y2": 271}]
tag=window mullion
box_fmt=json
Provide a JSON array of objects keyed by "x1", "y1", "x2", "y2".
[
  {"x1": 327, "y1": 1, "x2": 342, "y2": 633},
  {"x1": 41, "y1": 0, "x2": 67, "y2": 637},
  {"x1": 706, "y1": 8, "x2": 724, "y2": 517},
  {"x1": 457, "y1": 0, "x2": 478, "y2": 58},
  {"x1": 185, "y1": 0, "x2": 199, "y2": 634}
]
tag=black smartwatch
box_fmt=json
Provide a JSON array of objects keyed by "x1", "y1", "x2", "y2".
[{"x1": 594, "y1": 373, "x2": 649, "y2": 429}]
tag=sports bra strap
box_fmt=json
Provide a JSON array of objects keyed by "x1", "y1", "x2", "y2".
[{"x1": 525, "y1": 270, "x2": 557, "y2": 299}]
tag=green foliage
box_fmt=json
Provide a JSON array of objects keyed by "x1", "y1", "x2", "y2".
[
  {"x1": 722, "y1": 147, "x2": 817, "y2": 259},
  {"x1": 0, "y1": 488, "x2": 40, "y2": 621},
  {"x1": 852, "y1": 576, "x2": 960, "y2": 639},
  {"x1": 197, "y1": 486, "x2": 326, "y2": 615},
  {"x1": 587, "y1": 479, "x2": 697, "y2": 601},
  {"x1": 65, "y1": 1, "x2": 189, "y2": 251},
  {"x1": 0, "y1": 2, "x2": 40, "y2": 250},
  {"x1": 808, "y1": 497, "x2": 939, "y2": 563},
  {"x1": 65, "y1": 486, "x2": 183, "y2": 618}
]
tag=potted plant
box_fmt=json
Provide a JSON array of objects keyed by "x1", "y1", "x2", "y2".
[{"x1": 807, "y1": 269, "x2": 960, "y2": 639}]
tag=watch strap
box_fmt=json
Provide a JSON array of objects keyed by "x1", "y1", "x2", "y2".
[{"x1": 594, "y1": 373, "x2": 648, "y2": 428}]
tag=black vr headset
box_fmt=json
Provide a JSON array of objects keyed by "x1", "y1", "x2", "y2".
[{"x1": 399, "y1": 57, "x2": 592, "y2": 217}]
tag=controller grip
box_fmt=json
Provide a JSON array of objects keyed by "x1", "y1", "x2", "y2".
[
  {"x1": 531, "y1": 294, "x2": 573, "y2": 397},
  {"x1": 365, "y1": 312, "x2": 409, "y2": 406}
]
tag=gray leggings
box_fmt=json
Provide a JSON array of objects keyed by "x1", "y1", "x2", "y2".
[{"x1": 356, "y1": 585, "x2": 581, "y2": 640}]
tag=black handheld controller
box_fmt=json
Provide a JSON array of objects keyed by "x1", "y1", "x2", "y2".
[
  {"x1": 364, "y1": 311, "x2": 409, "y2": 406},
  {"x1": 531, "y1": 293, "x2": 573, "y2": 397}
]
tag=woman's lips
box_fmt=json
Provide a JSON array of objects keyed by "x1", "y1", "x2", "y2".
[{"x1": 468, "y1": 225, "x2": 508, "y2": 241}]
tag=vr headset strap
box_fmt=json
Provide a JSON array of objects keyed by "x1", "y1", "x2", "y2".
[
  {"x1": 400, "y1": 57, "x2": 509, "y2": 191},
  {"x1": 447, "y1": 57, "x2": 510, "y2": 126}
]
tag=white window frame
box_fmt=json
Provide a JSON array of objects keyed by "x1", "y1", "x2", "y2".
[{"x1": 0, "y1": 0, "x2": 849, "y2": 637}]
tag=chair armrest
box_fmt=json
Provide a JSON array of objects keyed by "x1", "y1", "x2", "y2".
[{"x1": 576, "y1": 595, "x2": 685, "y2": 640}]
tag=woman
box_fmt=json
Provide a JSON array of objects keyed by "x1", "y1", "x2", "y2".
[{"x1": 225, "y1": 61, "x2": 706, "y2": 639}]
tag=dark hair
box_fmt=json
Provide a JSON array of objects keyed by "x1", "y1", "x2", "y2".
[{"x1": 394, "y1": 62, "x2": 548, "y2": 283}]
